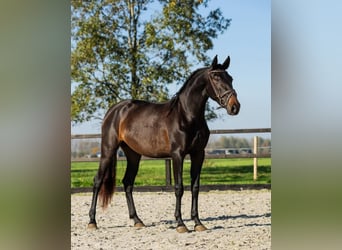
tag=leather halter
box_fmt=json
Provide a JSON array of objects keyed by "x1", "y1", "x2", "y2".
[{"x1": 208, "y1": 70, "x2": 237, "y2": 108}]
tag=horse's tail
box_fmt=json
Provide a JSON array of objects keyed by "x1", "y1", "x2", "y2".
[
  {"x1": 97, "y1": 103, "x2": 122, "y2": 209},
  {"x1": 98, "y1": 154, "x2": 117, "y2": 209}
]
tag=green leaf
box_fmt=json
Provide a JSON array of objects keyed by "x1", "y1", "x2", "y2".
[{"x1": 71, "y1": 0, "x2": 231, "y2": 124}]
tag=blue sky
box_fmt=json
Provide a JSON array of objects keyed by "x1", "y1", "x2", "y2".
[{"x1": 71, "y1": 0, "x2": 271, "y2": 136}]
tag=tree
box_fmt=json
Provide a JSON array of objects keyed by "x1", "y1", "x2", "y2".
[
  {"x1": 71, "y1": 0, "x2": 231, "y2": 123},
  {"x1": 258, "y1": 137, "x2": 271, "y2": 154},
  {"x1": 211, "y1": 136, "x2": 251, "y2": 149}
]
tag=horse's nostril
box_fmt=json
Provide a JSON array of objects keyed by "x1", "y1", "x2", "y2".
[
  {"x1": 231, "y1": 104, "x2": 240, "y2": 114},
  {"x1": 232, "y1": 105, "x2": 237, "y2": 113}
]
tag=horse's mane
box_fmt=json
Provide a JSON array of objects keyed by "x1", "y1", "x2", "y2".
[{"x1": 168, "y1": 67, "x2": 207, "y2": 111}]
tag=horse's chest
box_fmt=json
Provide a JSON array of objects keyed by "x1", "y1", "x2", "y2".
[{"x1": 189, "y1": 129, "x2": 209, "y2": 150}]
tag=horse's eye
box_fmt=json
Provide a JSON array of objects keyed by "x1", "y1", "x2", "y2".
[{"x1": 213, "y1": 74, "x2": 220, "y2": 80}]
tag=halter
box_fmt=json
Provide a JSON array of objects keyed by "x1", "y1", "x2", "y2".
[{"x1": 208, "y1": 70, "x2": 237, "y2": 108}]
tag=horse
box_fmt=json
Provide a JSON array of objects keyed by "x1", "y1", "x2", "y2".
[{"x1": 87, "y1": 55, "x2": 240, "y2": 233}]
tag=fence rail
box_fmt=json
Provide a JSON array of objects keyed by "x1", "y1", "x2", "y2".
[
  {"x1": 71, "y1": 128, "x2": 271, "y2": 186},
  {"x1": 71, "y1": 128, "x2": 271, "y2": 140}
]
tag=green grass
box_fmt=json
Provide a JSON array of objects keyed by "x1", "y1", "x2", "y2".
[{"x1": 71, "y1": 158, "x2": 271, "y2": 188}]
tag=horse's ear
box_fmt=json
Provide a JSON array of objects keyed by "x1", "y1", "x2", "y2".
[
  {"x1": 211, "y1": 55, "x2": 218, "y2": 68},
  {"x1": 222, "y1": 56, "x2": 230, "y2": 69}
]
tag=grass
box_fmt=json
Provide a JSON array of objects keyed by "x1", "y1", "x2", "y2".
[{"x1": 71, "y1": 158, "x2": 271, "y2": 188}]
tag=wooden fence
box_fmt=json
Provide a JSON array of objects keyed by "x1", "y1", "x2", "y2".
[{"x1": 71, "y1": 128, "x2": 271, "y2": 186}]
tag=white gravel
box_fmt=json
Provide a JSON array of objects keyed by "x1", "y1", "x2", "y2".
[{"x1": 71, "y1": 190, "x2": 271, "y2": 249}]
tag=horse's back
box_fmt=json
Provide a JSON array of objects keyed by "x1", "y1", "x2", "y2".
[
  {"x1": 103, "y1": 99, "x2": 173, "y2": 157},
  {"x1": 104, "y1": 99, "x2": 171, "y2": 123}
]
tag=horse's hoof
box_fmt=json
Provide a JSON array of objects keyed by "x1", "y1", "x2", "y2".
[
  {"x1": 87, "y1": 223, "x2": 98, "y2": 230},
  {"x1": 176, "y1": 225, "x2": 189, "y2": 233},
  {"x1": 194, "y1": 224, "x2": 207, "y2": 232},
  {"x1": 134, "y1": 222, "x2": 145, "y2": 228}
]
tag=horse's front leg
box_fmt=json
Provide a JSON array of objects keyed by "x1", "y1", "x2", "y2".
[
  {"x1": 172, "y1": 154, "x2": 188, "y2": 233},
  {"x1": 190, "y1": 150, "x2": 207, "y2": 231}
]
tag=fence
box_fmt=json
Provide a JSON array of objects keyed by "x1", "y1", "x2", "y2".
[{"x1": 71, "y1": 128, "x2": 271, "y2": 186}]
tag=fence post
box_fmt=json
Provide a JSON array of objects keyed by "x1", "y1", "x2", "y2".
[
  {"x1": 165, "y1": 159, "x2": 172, "y2": 186},
  {"x1": 253, "y1": 136, "x2": 258, "y2": 181}
]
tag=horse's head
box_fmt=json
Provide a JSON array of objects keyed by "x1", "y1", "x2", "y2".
[{"x1": 207, "y1": 55, "x2": 240, "y2": 115}]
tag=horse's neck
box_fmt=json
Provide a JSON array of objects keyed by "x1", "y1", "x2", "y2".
[{"x1": 177, "y1": 71, "x2": 209, "y2": 121}]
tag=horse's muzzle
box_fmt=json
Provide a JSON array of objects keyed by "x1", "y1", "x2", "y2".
[{"x1": 226, "y1": 95, "x2": 240, "y2": 115}]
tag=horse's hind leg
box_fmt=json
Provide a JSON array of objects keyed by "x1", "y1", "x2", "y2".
[
  {"x1": 121, "y1": 143, "x2": 144, "y2": 227},
  {"x1": 88, "y1": 137, "x2": 118, "y2": 229}
]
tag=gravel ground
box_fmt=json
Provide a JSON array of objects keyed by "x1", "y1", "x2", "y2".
[{"x1": 71, "y1": 190, "x2": 271, "y2": 250}]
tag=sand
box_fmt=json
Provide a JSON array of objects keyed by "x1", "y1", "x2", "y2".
[{"x1": 71, "y1": 189, "x2": 271, "y2": 249}]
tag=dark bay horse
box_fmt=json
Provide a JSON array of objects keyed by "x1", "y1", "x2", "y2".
[{"x1": 88, "y1": 55, "x2": 240, "y2": 233}]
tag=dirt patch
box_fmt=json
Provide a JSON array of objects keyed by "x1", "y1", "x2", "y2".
[{"x1": 71, "y1": 190, "x2": 271, "y2": 249}]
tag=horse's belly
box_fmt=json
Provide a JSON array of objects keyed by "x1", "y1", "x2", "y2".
[{"x1": 123, "y1": 130, "x2": 171, "y2": 158}]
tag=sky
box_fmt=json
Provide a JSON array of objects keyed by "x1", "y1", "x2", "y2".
[{"x1": 71, "y1": 0, "x2": 271, "y2": 138}]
